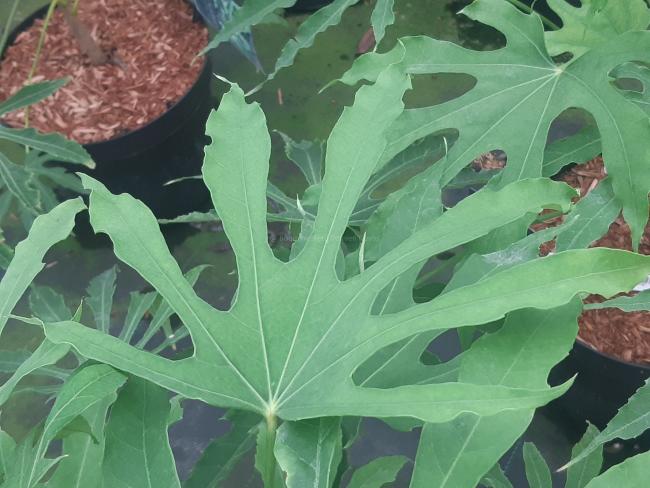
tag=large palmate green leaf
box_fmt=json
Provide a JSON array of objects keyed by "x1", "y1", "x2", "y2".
[
  {"x1": 42, "y1": 70, "x2": 650, "y2": 427},
  {"x1": 545, "y1": 0, "x2": 650, "y2": 58},
  {"x1": 339, "y1": 0, "x2": 650, "y2": 245}
]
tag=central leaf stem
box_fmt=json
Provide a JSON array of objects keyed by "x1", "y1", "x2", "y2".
[{"x1": 264, "y1": 413, "x2": 278, "y2": 487}]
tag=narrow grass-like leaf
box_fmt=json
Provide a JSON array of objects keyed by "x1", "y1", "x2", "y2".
[
  {"x1": 262, "y1": 0, "x2": 358, "y2": 85},
  {"x1": 566, "y1": 424, "x2": 603, "y2": 488},
  {"x1": 481, "y1": 464, "x2": 513, "y2": 488},
  {"x1": 201, "y1": 0, "x2": 296, "y2": 55},
  {"x1": 12, "y1": 364, "x2": 126, "y2": 488},
  {"x1": 564, "y1": 379, "x2": 650, "y2": 470},
  {"x1": 523, "y1": 443, "x2": 552, "y2": 488},
  {"x1": 584, "y1": 291, "x2": 650, "y2": 312},
  {"x1": 278, "y1": 132, "x2": 324, "y2": 186},
  {"x1": 0, "y1": 152, "x2": 40, "y2": 214},
  {"x1": 29, "y1": 285, "x2": 72, "y2": 323},
  {"x1": 0, "y1": 428, "x2": 16, "y2": 480},
  {"x1": 136, "y1": 265, "x2": 210, "y2": 349},
  {"x1": 47, "y1": 395, "x2": 116, "y2": 488},
  {"x1": 0, "y1": 127, "x2": 93, "y2": 167},
  {"x1": 0, "y1": 80, "x2": 67, "y2": 117},
  {"x1": 371, "y1": 0, "x2": 395, "y2": 46},
  {"x1": 119, "y1": 291, "x2": 157, "y2": 343},
  {"x1": 185, "y1": 410, "x2": 260, "y2": 488},
  {"x1": 0, "y1": 339, "x2": 69, "y2": 406},
  {"x1": 86, "y1": 266, "x2": 117, "y2": 334}
]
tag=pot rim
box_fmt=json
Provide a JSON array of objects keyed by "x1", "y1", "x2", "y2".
[{"x1": 575, "y1": 336, "x2": 650, "y2": 372}]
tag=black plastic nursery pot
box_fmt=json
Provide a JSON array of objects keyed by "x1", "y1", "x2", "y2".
[
  {"x1": 548, "y1": 338, "x2": 650, "y2": 462},
  {"x1": 80, "y1": 60, "x2": 214, "y2": 220},
  {"x1": 2, "y1": 4, "x2": 215, "y2": 220},
  {"x1": 288, "y1": 0, "x2": 337, "y2": 12}
]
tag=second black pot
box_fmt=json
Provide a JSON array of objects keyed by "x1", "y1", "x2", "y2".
[{"x1": 547, "y1": 339, "x2": 650, "y2": 466}]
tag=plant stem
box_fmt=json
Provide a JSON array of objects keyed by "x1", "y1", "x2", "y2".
[
  {"x1": 264, "y1": 414, "x2": 278, "y2": 488},
  {"x1": 25, "y1": 0, "x2": 59, "y2": 127},
  {"x1": 0, "y1": 0, "x2": 21, "y2": 58},
  {"x1": 72, "y1": 0, "x2": 81, "y2": 15},
  {"x1": 505, "y1": 0, "x2": 561, "y2": 30}
]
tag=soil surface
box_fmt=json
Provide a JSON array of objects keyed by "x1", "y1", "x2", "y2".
[
  {"x1": 0, "y1": 0, "x2": 207, "y2": 144},
  {"x1": 538, "y1": 158, "x2": 650, "y2": 365}
]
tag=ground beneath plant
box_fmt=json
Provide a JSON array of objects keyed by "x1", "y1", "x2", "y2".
[
  {"x1": 0, "y1": 0, "x2": 207, "y2": 144},
  {"x1": 537, "y1": 158, "x2": 650, "y2": 365}
]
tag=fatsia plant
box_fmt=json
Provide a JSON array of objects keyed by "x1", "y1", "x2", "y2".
[
  {"x1": 18, "y1": 64, "x2": 650, "y2": 487},
  {"x1": 339, "y1": 0, "x2": 650, "y2": 246}
]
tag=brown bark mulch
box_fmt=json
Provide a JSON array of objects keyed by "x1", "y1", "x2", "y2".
[
  {"x1": 0, "y1": 0, "x2": 207, "y2": 144},
  {"x1": 473, "y1": 155, "x2": 650, "y2": 364},
  {"x1": 536, "y1": 158, "x2": 650, "y2": 365}
]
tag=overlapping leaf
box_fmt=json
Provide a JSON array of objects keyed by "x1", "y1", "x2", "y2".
[
  {"x1": 564, "y1": 379, "x2": 650, "y2": 470},
  {"x1": 584, "y1": 450, "x2": 650, "y2": 488},
  {"x1": 410, "y1": 302, "x2": 580, "y2": 488},
  {"x1": 0, "y1": 198, "x2": 84, "y2": 339},
  {"x1": 41, "y1": 69, "x2": 650, "y2": 427},
  {"x1": 0, "y1": 364, "x2": 125, "y2": 488},
  {"x1": 545, "y1": 0, "x2": 650, "y2": 58},
  {"x1": 339, "y1": 0, "x2": 650, "y2": 245},
  {"x1": 102, "y1": 376, "x2": 180, "y2": 488}
]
